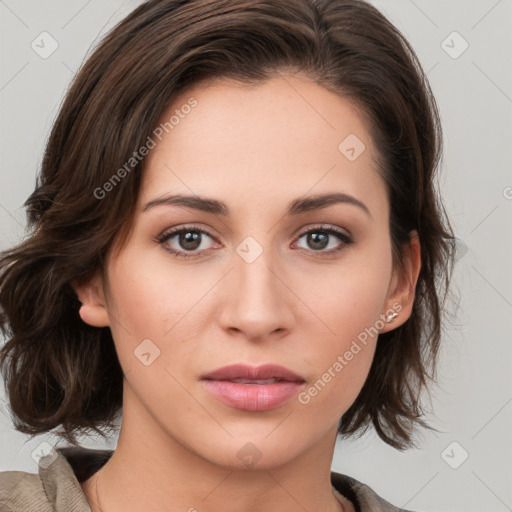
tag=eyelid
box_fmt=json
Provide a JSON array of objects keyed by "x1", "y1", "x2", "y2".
[
  {"x1": 293, "y1": 223, "x2": 352, "y2": 241},
  {"x1": 157, "y1": 224, "x2": 214, "y2": 242},
  {"x1": 157, "y1": 224, "x2": 219, "y2": 249},
  {"x1": 156, "y1": 223, "x2": 353, "y2": 259},
  {"x1": 292, "y1": 224, "x2": 353, "y2": 253}
]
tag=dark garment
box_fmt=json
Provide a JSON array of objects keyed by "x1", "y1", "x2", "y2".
[{"x1": 0, "y1": 446, "x2": 415, "y2": 511}]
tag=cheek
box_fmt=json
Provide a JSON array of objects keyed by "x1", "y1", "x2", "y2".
[
  {"x1": 102, "y1": 248, "x2": 213, "y2": 381},
  {"x1": 296, "y1": 293, "x2": 380, "y2": 426},
  {"x1": 294, "y1": 245, "x2": 392, "y2": 418},
  {"x1": 105, "y1": 249, "x2": 199, "y2": 336},
  {"x1": 303, "y1": 248, "x2": 392, "y2": 343}
]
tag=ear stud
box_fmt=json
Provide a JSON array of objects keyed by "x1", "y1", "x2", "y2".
[{"x1": 384, "y1": 311, "x2": 398, "y2": 323}]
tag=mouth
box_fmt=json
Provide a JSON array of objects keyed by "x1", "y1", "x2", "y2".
[
  {"x1": 200, "y1": 364, "x2": 306, "y2": 412},
  {"x1": 225, "y1": 378, "x2": 286, "y2": 384}
]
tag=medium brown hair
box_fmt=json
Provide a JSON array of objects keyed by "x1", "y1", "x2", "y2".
[{"x1": 0, "y1": 0, "x2": 455, "y2": 449}]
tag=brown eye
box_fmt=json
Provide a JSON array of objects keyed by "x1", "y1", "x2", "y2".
[
  {"x1": 157, "y1": 225, "x2": 217, "y2": 259},
  {"x1": 295, "y1": 226, "x2": 353, "y2": 254},
  {"x1": 176, "y1": 231, "x2": 202, "y2": 251}
]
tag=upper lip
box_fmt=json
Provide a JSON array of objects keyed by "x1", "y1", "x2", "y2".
[{"x1": 201, "y1": 364, "x2": 305, "y2": 382}]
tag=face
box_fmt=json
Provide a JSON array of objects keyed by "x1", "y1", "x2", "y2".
[{"x1": 77, "y1": 73, "x2": 419, "y2": 470}]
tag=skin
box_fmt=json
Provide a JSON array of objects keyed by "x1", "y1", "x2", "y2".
[{"x1": 75, "y1": 72, "x2": 421, "y2": 512}]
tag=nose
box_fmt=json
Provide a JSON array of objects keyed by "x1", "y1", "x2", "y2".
[{"x1": 217, "y1": 245, "x2": 295, "y2": 342}]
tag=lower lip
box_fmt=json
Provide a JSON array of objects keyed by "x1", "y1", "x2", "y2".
[{"x1": 201, "y1": 379, "x2": 305, "y2": 411}]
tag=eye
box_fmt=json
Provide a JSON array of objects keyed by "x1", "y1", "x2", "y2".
[
  {"x1": 156, "y1": 223, "x2": 353, "y2": 259},
  {"x1": 293, "y1": 225, "x2": 353, "y2": 255},
  {"x1": 156, "y1": 225, "x2": 218, "y2": 259}
]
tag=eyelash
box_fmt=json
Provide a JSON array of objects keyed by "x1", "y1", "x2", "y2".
[{"x1": 156, "y1": 224, "x2": 353, "y2": 259}]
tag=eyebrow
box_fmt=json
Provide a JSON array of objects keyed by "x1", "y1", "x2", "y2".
[{"x1": 143, "y1": 192, "x2": 372, "y2": 218}]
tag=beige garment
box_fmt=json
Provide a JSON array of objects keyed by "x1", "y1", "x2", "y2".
[{"x1": 0, "y1": 446, "x2": 414, "y2": 511}]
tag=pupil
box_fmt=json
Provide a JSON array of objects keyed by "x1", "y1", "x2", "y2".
[
  {"x1": 180, "y1": 231, "x2": 201, "y2": 250},
  {"x1": 309, "y1": 232, "x2": 328, "y2": 250}
]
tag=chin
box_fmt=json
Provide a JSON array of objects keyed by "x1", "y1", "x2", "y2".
[{"x1": 194, "y1": 432, "x2": 310, "y2": 471}]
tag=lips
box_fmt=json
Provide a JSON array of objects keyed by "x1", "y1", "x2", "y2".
[
  {"x1": 201, "y1": 363, "x2": 305, "y2": 383},
  {"x1": 201, "y1": 364, "x2": 306, "y2": 412}
]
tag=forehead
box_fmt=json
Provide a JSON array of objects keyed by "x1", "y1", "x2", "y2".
[{"x1": 140, "y1": 74, "x2": 387, "y2": 219}]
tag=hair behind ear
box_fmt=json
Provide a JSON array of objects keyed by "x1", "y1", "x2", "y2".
[{"x1": 0, "y1": 246, "x2": 123, "y2": 443}]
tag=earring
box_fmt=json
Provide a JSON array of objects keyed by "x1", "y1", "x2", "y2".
[{"x1": 384, "y1": 311, "x2": 398, "y2": 323}]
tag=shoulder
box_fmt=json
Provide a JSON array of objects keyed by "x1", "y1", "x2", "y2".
[
  {"x1": 0, "y1": 446, "x2": 111, "y2": 512},
  {"x1": 331, "y1": 471, "x2": 418, "y2": 512},
  {"x1": 0, "y1": 468, "x2": 53, "y2": 512}
]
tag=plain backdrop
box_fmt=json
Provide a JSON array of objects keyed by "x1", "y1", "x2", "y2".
[{"x1": 1, "y1": 1, "x2": 511, "y2": 511}]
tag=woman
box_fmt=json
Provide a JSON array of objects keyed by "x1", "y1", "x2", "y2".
[{"x1": 0, "y1": 0, "x2": 455, "y2": 511}]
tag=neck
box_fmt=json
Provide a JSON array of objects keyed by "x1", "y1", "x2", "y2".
[{"x1": 82, "y1": 380, "x2": 350, "y2": 512}]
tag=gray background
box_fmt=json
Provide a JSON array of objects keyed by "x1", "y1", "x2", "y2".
[{"x1": 1, "y1": 1, "x2": 511, "y2": 511}]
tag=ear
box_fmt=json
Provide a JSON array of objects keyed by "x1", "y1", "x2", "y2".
[
  {"x1": 71, "y1": 272, "x2": 110, "y2": 328},
  {"x1": 380, "y1": 230, "x2": 421, "y2": 333}
]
